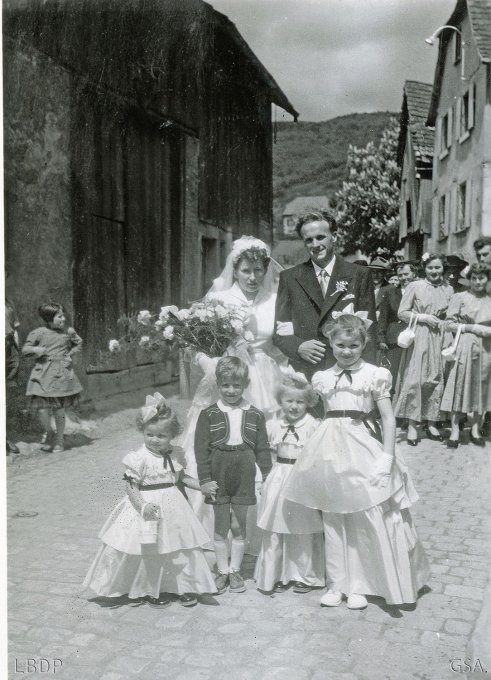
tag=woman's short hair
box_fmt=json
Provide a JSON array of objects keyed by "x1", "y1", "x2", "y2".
[
  {"x1": 396, "y1": 262, "x2": 418, "y2": 275},
  {"x1": 421, "y1": 253, "x2": 447, "y2": 269},
  {"x1": 233, "y1": 248, "x2": 270, "y2": 272},
  {"x1": 466, "y1": 263, "x2": 491, "y2": 280},
  {"x1": 276, "y1": 375, "x2": 318, "y2": 408},
  {"x1": 295, "y1": 209, "x2": 338, "y2": 237},
  {"x1": 215, "y1": 356, "x2": 249, "y2": 385},
  {"x1": 136, "y1": 402, "x2": 182, "y2": 435},
  {"x1": 474, "y1": 236, "x2": 491, "y2": 251},
  {"x1": 38, "y1": 302, "x2": 64, "y2": 324},
  {"x1": 321, "y1": 314, "x2": 369, "y2": 345}
]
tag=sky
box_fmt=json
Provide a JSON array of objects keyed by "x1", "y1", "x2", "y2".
[{"x1": 209, "y1": 0, "x2": 457, "y2": 121}]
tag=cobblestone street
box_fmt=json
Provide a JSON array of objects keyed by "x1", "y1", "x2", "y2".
[{"x1": 6, "y1": 395, "x2": 491, "y2": 680}]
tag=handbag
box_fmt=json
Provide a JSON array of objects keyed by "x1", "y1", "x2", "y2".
[
  {"x1": 441, "y1": 324, "x2": 463, "y2": 363},
  {"x1": 397, "y1": 312, "x2": 418, "y2": 348}
]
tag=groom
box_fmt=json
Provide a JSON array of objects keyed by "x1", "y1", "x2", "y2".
[{"x1": 273, "y1": 209, "x2": 376, "y2": 380}]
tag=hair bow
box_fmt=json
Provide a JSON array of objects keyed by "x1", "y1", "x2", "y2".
[
  {"x1": 331, "y1": 303, "x2": 373, "y2": 329},
  {"x1": 280, "y1": 364, "x2": 310, "y2": 386},
  {"x1": 141, "y1": 392, "x2": 167, "y2": 424}
]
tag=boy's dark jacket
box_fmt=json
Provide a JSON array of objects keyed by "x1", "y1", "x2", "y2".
[{"x1": 194, "y1": 404, "x2": 272, "y2": 484}]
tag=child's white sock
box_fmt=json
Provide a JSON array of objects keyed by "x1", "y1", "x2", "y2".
[
  {"x1": 214, "y1": 540, "x2": 229, "y2": 574},
  {"x1": 230, "y1": 538, "x2": 246, "y2": 572}
]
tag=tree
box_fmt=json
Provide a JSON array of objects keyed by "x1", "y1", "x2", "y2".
[{"x1": 335, "y1": 118, "x2": 400, "y2": 255}]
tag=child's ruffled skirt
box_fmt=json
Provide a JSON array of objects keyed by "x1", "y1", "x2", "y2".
[{"x1": 83, "y1": 544, "x2": 216, "y2": 598}]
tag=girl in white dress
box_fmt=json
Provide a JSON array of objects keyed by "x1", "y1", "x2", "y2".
[
  {"x1": 283, "y1": 309, "x2": 430, "y2": 609},
  {"x1": 254, "y1": 369, "x2": 325, "y2": 593},
  {"x1": 83, "y1": 394, "x2": 216, "y2": 608}
]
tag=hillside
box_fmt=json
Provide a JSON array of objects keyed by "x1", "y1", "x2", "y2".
[{"x1": 273, "y1": 111, "x2": 396, "y2": 229}]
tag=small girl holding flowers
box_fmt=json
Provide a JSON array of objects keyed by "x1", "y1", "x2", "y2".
[
  {"x1": 83, "y1": 394, "x2": 216, "y2": 608},
  {"x1": 284, "y1": 308, "x2": 430, "y2": 609}
]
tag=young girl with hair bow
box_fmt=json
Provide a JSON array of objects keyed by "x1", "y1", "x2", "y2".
[
  {"x1": 83, "y1": 393, "x2": 216, "y2": 608},
  {"x1": 283, "y1": 307, "x2": 429, "y2": 610}
]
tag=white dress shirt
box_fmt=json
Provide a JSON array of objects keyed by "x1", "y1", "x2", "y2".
[{"x1": 216, "y1": 399, "x2": 251, "y2": 445}]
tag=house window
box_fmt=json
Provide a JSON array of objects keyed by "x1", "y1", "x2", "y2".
[
  {"x1": 438, "y1": 193, "x2": 448, "y2": 240},
  {"x1": 455, "y1": 180, "x2": 470, "y2": 232},
  {"x1": 439, "y1": 108, "x2": 453, "y2": 157},
  {"x1": 458, "y1": 82, "x2": 475, "y2": 142},
  {"x1": 454, "y1": 30, "x2": 462, "y2": 64}
]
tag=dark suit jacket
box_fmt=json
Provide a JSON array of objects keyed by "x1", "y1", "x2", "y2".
[
  {"x1": 377, "y1": 285, "x2": 404, "y2": 346},
  {"x1": 273, "y1": 257, "x2": 376, "y2": 379}
]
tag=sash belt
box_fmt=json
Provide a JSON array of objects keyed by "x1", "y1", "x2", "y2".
[
  {"x1": 138, "y1": 482, "x2": 176, "y2": 490},
  {"x1": 276, "y1": 456, "x2": 297, "y2": 465},
  {"x1": 324, "y1": 410, "x2": 382, "y2": 443}
]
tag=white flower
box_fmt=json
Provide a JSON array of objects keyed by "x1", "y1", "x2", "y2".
[
  {"x1": 421, "y1": 252, "x2": 430, "y2": 263},
  {"x1": 139, "y1": 336, "x2": 150, "y2": 346},
  {"x1": 175, "y1": 308, "x2": 191, "y2": 321},
  {"x1": 108, "y1": 339, "x2": 121, "y2": 353},
  {"x1": 331, "y1": 280, "x2": 349, "y2": 296},
  {"x1": 194, "y1": 308, "x2": 209, "y2": 321},
  {"x1": 214, "y1": 304, "x2": 227, "y2": 318},
  {"x1": 231, "y1": 319, "x2": 244, "y2": 332},
  {"x1": 163, "y1": 325, "x2": 174, "y2": 340},
  {"x1": 243, "y1": 330, "x2": 255, "y2": 342},
  {"x1": 155, "y1": 319, "x2": 164, "y2": 330},
  {"x1": 137, "y1": 310, "x2": 152, "y2": 325},
  {"x1": 159, "y1": 305, "x2": 179, "y2": 320}
]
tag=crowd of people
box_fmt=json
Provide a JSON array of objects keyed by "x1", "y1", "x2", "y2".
[{"x1": 9, "y1": 211, "x2": 490, "y2": 611}]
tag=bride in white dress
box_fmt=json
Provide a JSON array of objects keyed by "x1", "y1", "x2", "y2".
[{"x1": 179, "y1": 236, "x2": 286, "y2": 550}]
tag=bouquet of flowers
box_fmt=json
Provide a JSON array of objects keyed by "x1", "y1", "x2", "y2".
[{"x1": 108, "y1": 299, "x2": 254, "y2": 359}]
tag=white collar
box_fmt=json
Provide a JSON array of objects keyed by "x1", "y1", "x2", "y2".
[
  {"x1": 217, "y1": 398, "x2": 251, "y2": 413},
  {"x1": 333, "y1": 359, "x2": 364, "y2": 375},
  {"x1": 312, "y1": 256, "x2": 336, "y2": 277},
  {"x1": 279, "y1": 413, "x2": 309, "y2": 429}
]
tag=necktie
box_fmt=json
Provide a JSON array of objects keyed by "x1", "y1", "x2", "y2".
[
  {"x1": 282, "y1": 424, "x2": 299, "y2": 441},
  {"x1": 319, "y1": 269, "x2": 329, "y2": 297},
  {"x1": 335, "y1": 369, "x2": 352, "y2": 387}
]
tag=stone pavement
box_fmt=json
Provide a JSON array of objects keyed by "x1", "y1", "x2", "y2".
[{"x1": 6, "y1": 400, "x2": 491, "y2": 680}]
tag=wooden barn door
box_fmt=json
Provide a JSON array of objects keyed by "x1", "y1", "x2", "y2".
[{"x1": 73, "y1": 102, "x2": 185, "y2": 369}]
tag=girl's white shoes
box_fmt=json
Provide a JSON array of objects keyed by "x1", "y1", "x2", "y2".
[
  {"x1": 347, "y1": 594, "x2": 368, "y2": 609},
  {"x1": 320, "y1": 589, "x2": 343, "y2": 607},
  {"x1": 320, "y1": 590, "x2": 368, "y2": 609}
]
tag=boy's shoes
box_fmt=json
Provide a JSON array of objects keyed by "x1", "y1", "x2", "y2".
[
  {"x1": 469, "y1": 434, "x2": 485, "y2": 447},
  {"x1": 40, "y1": 432, "x2": 53, "y2": 452},
  {"x1": 179, "y1": 593, "x2": 198, "y2": 607},
  {"x1": 347, "y1": 594, "x2": 368, "y2": 610},
  {"x1": 52, "y1": 445, "x2": 65, "y2": 453},
  {"x1": 146, "y1": 594, "x2": 172, "y2": 608},
  {"x1": 273, "y1": 582, "x2": 288, "y2": 593},
  {"x1": 228, "y1": 570, "x2": 246, "y2": 593},
  {"x1": 320, "y1": 589, "x2": 343, "y2": 607},
  {"x1": 293, "y1": 582, "x2": 312, "y2": 594},
  {"x1": 215, "y1": 572, "x2": 229, "y2": 594}
]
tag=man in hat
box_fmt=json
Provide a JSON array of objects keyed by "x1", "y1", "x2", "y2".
[
  {"x1": 446, "y1": 255, "x2": 469, "y2": 293},
  {"x1": 368, "y1": 256, "x2": 390, "y2": 312},
  {"x1": 273, "y1": 209, "x2": 376, "y2": 380}
]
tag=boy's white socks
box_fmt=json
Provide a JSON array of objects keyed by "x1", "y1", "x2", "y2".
[
  {"x1": 214, "y1": 540, "x2": 229, "y2": 574},
  {"x1": 230, "y1": 538, "x2": 246, "y2": 572}
]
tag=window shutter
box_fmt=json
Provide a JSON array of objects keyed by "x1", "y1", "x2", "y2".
[
  {"x1": 468, "y1": 81, "x2": 475, "y2": 130},
  {"x1": 447, "y1": 107, "x2": 453, "y2": 148},
  {"x1": 465, "y1": 179, "x2": 471, "y2": 227},
  {"x1": 437, "y1": 116, "x2": 443, "y2": 154}
]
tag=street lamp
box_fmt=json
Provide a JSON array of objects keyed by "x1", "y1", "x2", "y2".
[{"x1": 425, "y1": 25, "x2": 466, "y2": 80}]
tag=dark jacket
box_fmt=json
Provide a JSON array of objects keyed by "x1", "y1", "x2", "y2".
[
  {"x1": 377, "y1": 285, "x2": 404, "y2": 346},
  {"x1": 194, "y1": 404, "x2": 272, "y2": 484},
  {"x1": 273, "y1": 258, "x2": 377, "y2": 379}
]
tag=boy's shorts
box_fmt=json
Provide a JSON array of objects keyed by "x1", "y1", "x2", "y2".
[{"x1": 206, "y1": 445, "x2": 257, "y2": 505}]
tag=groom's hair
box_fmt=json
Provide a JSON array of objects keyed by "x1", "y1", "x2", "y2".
[
  {"x1": 296, "y1": 208, "x2": 337, "y2": 237},
  {"x1": 216, "y1": 356, "x2": 249, "y2": 386}
]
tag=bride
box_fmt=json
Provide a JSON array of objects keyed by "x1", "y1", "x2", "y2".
[{"x1": 179, "y1": 236, "x2": 286, "y2": 547}]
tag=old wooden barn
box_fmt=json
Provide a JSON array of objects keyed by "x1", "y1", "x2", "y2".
[{"x1": 3, "y1": 0, "x2": 298, "y2": 396}]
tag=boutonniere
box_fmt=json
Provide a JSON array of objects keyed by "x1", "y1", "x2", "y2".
[
  {"x1": 342, "y1": 293, "x2": 355, "y2": 300},
  {"x1": 331, "y1": 280, "x2": 349, "y2": 296}
]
